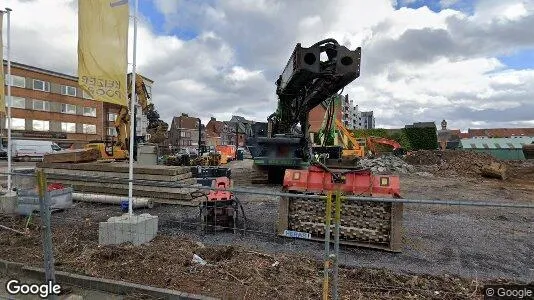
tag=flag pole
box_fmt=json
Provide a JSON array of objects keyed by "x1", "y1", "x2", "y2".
[
  {"x1": 5, "y1": 7, "x2": 12, "y2": 193},
  {"x1": 128, "y1": 0, "x2": 138, "y2": 215}
]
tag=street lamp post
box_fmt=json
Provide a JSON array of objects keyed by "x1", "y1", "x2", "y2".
[{"x1": 4, "y1": 7, "x2": 12, "y2": 192}]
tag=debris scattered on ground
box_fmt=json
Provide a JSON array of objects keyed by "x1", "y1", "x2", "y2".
[
  {"x1": 359, "y1": 156, "x2": 416, "y2": 174},
  {"x1": 0, "y1": 215, "x2": 520, "y2": 300},
  {"x1": 403, "y1": 150, "x2": 507, "y2": 178}
]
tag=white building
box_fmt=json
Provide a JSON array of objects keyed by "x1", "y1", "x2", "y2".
[{"x1": 341, "y1": 95, "x2": 362, "y2": 130}]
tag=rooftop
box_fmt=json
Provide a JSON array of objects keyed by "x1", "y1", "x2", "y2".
[{"x1": 460, "y1": 136, "x2": 534, "y2": 149}]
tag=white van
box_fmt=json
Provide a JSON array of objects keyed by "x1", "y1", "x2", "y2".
[{"x1": 11, "y1": 140, "x2": 62, "y2": 161}]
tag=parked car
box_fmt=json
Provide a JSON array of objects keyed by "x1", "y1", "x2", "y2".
[{"x1": 10, "y1": 139, "x2": 62, "y2": 161}]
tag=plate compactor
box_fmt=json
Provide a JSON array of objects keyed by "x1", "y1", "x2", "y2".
[{"x1": 199, "y1": 177, "x2": 246, "y2": 233}]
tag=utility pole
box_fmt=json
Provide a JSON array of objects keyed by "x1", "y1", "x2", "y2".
[
  {"x1": 127, "y1": 0, "x2": 138, "y2": 216},
  {"x1": 197, "y1": 118, "x2": 202, "y2": 156},
  {"x1": 4, "y1": 8, "x2": 12, "y2": 192},
  {"x1": 235, "y1": 122, "x2": 239, "y2": 149}
]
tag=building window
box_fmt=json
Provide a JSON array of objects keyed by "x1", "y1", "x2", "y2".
[
  {"x1": 83, "y1": 124, "x2": 97, "y2": 134},
  {"x1": 146, "y1": 85, "x2": 152, "y2": 98},
  {"x1": 61, "y1": 122, "x2": 76, "y2": 133},
  {"x1": 6, "y1": 118, "x2": 26, "y2": 130},
  {"x1": 5, "y1": 96, "x2": 26, "y2": 109},
  {"x1": 32, "y1": 99, "x2": 50, "y2": 111},
  {"x1": 32, "y1": 79, "x2": 50, "y2": 92},
  {"x1": 61, "y1": 104, "x2": 77, "y2": 114},
  {"x1": 82, "y1": 90, "x2": 93, "y2": 100},
  {"x1": 4, "y1": 74, "x2": 26, "y2": 88},
  {"x1": 108, "y1": 113, "x2": 118, "y2": 122},
  {"x1": 83, "y1": 107, "x2": 97, "y2": 117},
  {"x1": 61, "y1": 85, "x2": 77, "y2": 97},
  {"x1": 107, "y1": 127, "x2": 117, "y2": 136},
  {"x1": 32, "y1": 120, "x2": 50, "y2": 131}
]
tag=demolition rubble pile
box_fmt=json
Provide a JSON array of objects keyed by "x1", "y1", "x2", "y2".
[
  {"x1": 403, "y1": 150, "x2": 508, "y2": 178},
  {"x1": 358, "y1": 156, "x2": 416, "y2": 174}
]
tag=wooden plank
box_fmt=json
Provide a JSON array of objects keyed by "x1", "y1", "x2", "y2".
[
  {"x1": 42, "y1": 168, "x2": 192, "y2": 182},
  {"x1": 45, "y1": 178, "x2": 200, "y2": 200},
  {"x1": 389, "y1": 203, "x2": 404, "y2": 252},
  {"x1": 43, "y1": 148, "x2": 101, "y2": 164},
  {"x1": 36, "y1": 162, "x2": 190, "y2": 176},
  {"x1": 277, "y1": 196, "x2": 289, "y2": 235}
]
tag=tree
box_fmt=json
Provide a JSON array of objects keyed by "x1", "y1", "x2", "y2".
[{"x1": 144, "y1": 103, "x2": 169, "y2": 143}]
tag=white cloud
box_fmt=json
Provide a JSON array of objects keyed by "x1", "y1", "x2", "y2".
[{"x1": 2, "y1": 0, "x2": 534, "y2": 132}]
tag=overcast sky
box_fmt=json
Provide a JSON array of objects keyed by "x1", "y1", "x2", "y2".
[{"x1": 2, "y1": 0, "x2": 534, "y2": 131}]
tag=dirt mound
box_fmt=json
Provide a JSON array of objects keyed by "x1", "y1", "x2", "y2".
[{"x1": 404, "y1": 150, "x2": 505, "y2": 177}]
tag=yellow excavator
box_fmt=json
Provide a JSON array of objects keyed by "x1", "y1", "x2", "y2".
[
  {"x1": 84, "y1": 74, "x2": 151, "y2": 160},
  {"x1": 316, "y1": 96, "x2": 365, "y2": 159}
]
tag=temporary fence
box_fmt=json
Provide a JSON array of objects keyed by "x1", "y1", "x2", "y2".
[{"x1": 0, "y1": 167, "x2": 533, "y2": 299}]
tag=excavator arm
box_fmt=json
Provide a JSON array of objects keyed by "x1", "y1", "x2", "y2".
[
  {"x1": 114, "y1": 74, "x2": 151, "y2": 149},
  {"x1": 253, "y1": 38, "x2": 362, "y2": 182},
  {"x1": 269, "y1": 38, "x2": 362, "y2": 160},
  {"x1": 334, "y1": 119, "x2": 365, "y2": 157},
  {"x1": 366, "y1": 136, "x2": 405, "y2": 157}
]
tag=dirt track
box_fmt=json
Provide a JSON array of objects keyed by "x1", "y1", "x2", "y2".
[{"x1": 1, "y1": 157, "x2": 533, "y2": 299}]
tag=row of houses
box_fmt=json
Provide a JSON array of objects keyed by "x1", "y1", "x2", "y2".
[{"x1": 165, "y1": 113, "x2": 263, "y2": 153}]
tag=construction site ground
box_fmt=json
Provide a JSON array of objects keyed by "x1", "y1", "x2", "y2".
[{"x1": 0, "y1": 153, "x2": 533, "y2": 299}]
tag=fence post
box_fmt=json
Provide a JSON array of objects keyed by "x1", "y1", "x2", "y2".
[
  {"x1": 332, "y1": 189, "x2": 342, "y2": 300},
  {"x1": 323, "y1": 192, "x2": 333, "y2": 300},
  {"x1": 36, "y1": 169, "x2": 56, "y2": 285}
]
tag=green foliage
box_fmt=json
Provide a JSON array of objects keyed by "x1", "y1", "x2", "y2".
[
  {"x1": 389, "y1": 131, "x2": 412, "y2": 151},
  {"x1": 316, "y1": 128, "x2": 335, "y2": 146},
  {"x1": 403, "y1": 127, "x2": 438, "y2": 150}
]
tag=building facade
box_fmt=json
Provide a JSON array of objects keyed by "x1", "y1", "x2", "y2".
[
  {"x1": 341, "y1": 94, "x2": 361, "y2": 130},
  {"x1": 1, "y1": 61, "x2": 153, "y2": 149},
  {"x1": 360, "y1": 111, "x2": 375, "y2": 129},
  {"x1": 205, "y1": 117, "x2": 224, "y2": 147},
  {"x1": 168, "y1": 113, "x2": 202, "y2": 152}
]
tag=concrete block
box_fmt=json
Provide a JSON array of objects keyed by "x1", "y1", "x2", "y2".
[
  {"x1": 98, "y1": 213, "x2": 158, "y2": 246},
  {"x1": 12, "y1": 169, "x2": 37, "y2": 191},
  {"x1": 0, "y1": 191, "x2": 17, "y2": 215}
]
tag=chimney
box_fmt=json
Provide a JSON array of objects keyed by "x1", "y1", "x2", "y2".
[
  {"x1": 210, "y1": 117, "x2": 216, "y2": 122},
  {"x1": 182, "y1": 113, "x2": 188, "y2": 117}
]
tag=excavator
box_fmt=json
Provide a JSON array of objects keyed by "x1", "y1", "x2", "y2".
[
  {"x1": 253, "y1": 38, "x2": 403, "y2": 253},
  {"x1": 316, "y1": 97, "x2": 365, "y2": 160},
  {"x1": 253, "y1": 38, "x2": 364, "y2": 182},
  {"x1": 315, "y1": 96, "x2": 405, "y2": 160},
  {"x1": 365, "y1": 136, "x2": 405, "y2": 157},
  {"x1": 83, "y1": 74, "x2": 151, "y2": 160}
]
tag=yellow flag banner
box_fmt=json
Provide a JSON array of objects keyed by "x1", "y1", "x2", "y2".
[
  {"x1": 78, "y1": 0, "x2": 129, "y2": 106},
  {"x1": 0, "y1": 12, "x2": 5, "y2": 113}
]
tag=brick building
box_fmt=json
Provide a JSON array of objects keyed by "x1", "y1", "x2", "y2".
[
  {"x1": 205, "y1": 117, "x2": 224, "y2": 147},
  {"x1": 308, "y1": 96, "x2": 343, "y2": 133},
  {"x1": 168, "y1": 113, "x2": 202, "y2": 152},
  {"x1": 1, "y1": 61, "x2": 152, "y2": 149}
]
